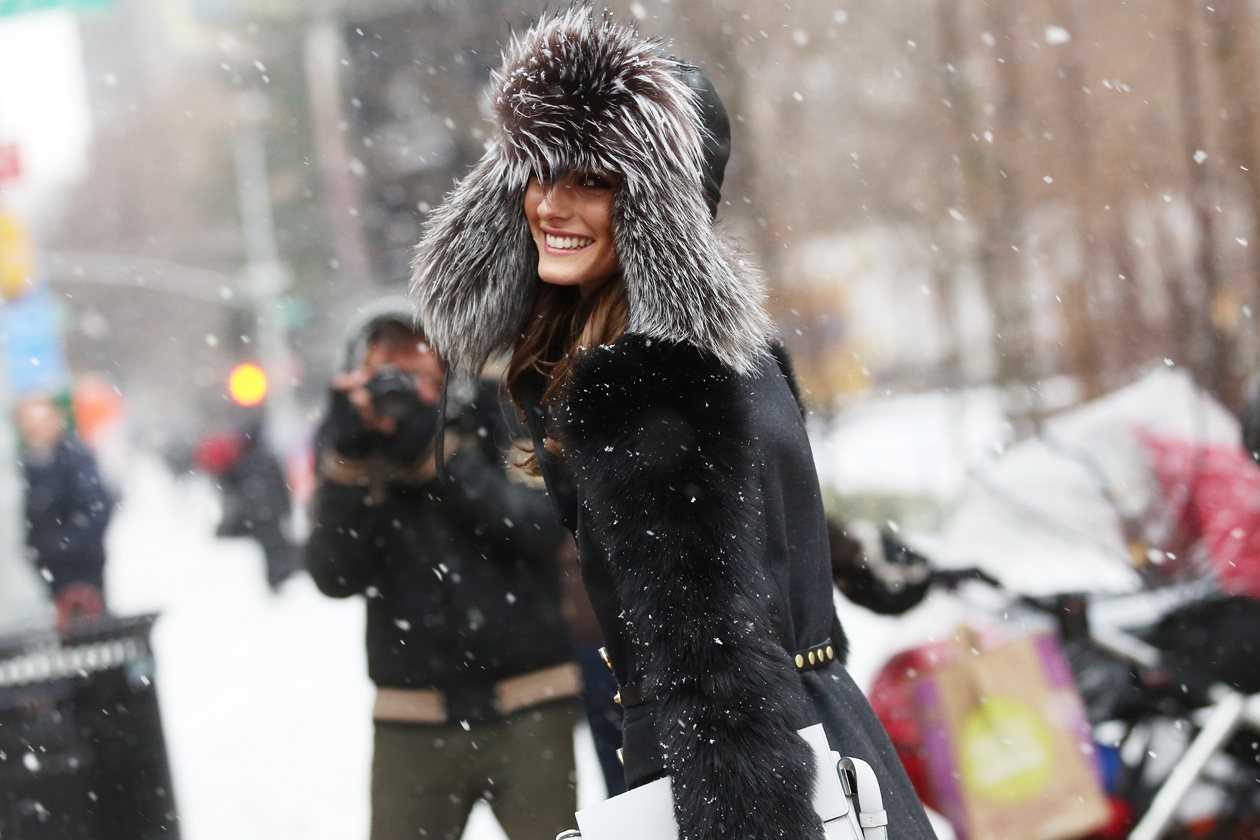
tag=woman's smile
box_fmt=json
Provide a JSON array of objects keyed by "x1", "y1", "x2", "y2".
[{"x1": 542, "y1": 230, "x2": 596, "y2": 254}]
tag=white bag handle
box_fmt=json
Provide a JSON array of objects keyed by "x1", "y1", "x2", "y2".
[
  {"x1": 560, "y1": 725, "x2": 891, "y2": 840},
  {"x1": 840, "y1": 756, "x2": 889, "y2": 840}
]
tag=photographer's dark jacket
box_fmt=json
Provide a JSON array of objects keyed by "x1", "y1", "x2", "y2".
[
  {"x1": 305, "y1": 381, "x2": 572, "y2": 722},
  {"x1": 411, "y1": 9, "x2": 933, "y2": 839}
]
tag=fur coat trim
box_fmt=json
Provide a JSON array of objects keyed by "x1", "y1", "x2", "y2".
[
  {"x1": 559, "y1": 333, "x2": 822, "y2": 840},
  {"x1": 410, "y1": 7, "x2": 773, "y2": 381}
]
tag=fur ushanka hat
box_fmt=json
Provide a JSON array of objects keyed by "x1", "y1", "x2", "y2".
[{"x1": 410, "y1": 6, "x2": 773, "y2": 382}]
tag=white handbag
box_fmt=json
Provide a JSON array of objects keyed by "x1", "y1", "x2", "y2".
[{"x1": 556, "y1": 724, "x2": 889, "y2": 840}]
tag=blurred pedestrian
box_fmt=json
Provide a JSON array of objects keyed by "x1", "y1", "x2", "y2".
[
  {"x1": 17, "y1": 394, "x2": 113, "y2": 631},
  {"x1": 411, "y1": 9, "x2": 934, "y2": 838},
  {"x1": 195, "y1": 421, "x2": 298, "y2": 591},
  {"x1": 305, "y1": 300, "x2": 578, "y2": 840}
]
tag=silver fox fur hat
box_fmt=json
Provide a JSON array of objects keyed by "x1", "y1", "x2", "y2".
[{"x1": 410, "y1": 6, "x2": 773, "y2": 380}]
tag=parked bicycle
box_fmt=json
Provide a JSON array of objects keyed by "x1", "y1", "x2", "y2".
[{"x1": 869, "y1": 535, "x2": 1260, "y2": 840}]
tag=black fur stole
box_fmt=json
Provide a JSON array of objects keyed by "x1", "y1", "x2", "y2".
[{"x1": 560, "y1": 334, "x2": 822, "y2": 840}]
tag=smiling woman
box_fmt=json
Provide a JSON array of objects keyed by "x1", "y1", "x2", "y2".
[
  {"x1": 523, "y1": 172, "x2": 620, "y2": 296},
  {"x1": 411, "y1": 9, "x2": 935, "y2": 839}
]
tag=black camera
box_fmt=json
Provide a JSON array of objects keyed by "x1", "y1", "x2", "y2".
[{"x1": 366, "y1": 365, "x2": 420, "y2": 420}]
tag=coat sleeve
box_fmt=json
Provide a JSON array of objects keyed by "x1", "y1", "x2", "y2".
[
  {"x1": 560, "y1": 335, "x2": 822, "y2": 840},
  {"x1": 304, "y1": 411, "x2": 389, "y2": 598},
  {"x1": 436, "y1": 380, "x2": 569, "y2": 562},
  {"x1": 828, "y1": 521, "x2": 932, "y2": 616},
  {"x1": 304, "y1": 471, "x2": 387, "y2": 598},
  {"x1": 440, "y1": 447, "x2": 568, "y2": 562}
]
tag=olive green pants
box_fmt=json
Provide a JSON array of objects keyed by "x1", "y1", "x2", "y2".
[{"x1": 369, "y1": 701, "x2": 579, "y2": 840}]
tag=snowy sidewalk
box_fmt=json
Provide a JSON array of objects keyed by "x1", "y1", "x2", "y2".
[{"x1": 106, "y1": 455, "x2": 607, "y2": 840}]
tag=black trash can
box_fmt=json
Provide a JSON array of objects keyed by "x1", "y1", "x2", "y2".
[{"x1": 0, "y1": 613, "x2": 180, "y2": 839}]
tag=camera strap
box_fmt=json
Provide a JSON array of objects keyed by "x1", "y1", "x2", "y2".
[{"x1": 434, "y1": 357, "x2": 452, "y2": 482}]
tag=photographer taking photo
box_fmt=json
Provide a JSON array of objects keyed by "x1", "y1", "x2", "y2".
[{"x1": 305, "y1": 299, "x2": 578, "y2": 840}]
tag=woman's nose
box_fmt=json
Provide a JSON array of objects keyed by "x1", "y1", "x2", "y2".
[{"x1": 537, "y1": 183, "x2": 574, "y2": 218}]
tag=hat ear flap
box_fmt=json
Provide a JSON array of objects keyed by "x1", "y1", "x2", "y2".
[
  {"x1": 614, "y1": 173, "x2": 771, "y2": 376},
  {"x1": 411, "y1": 150, "x2": 537, "y2": 379}
]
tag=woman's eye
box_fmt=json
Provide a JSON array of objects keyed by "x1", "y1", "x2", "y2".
[{"x1": 579, "y1": 174, "x2": 612, "y2": 190}]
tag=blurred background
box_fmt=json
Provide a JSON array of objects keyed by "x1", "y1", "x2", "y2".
[{"x1": 3, "y1": 1, "x2": 1260, "y2": 839}]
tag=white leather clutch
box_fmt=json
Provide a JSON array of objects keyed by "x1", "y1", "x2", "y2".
[{"x1": 557, "y1": 724, "x2": 889, "y2": 840}]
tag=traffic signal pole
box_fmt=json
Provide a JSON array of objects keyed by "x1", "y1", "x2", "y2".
[{"x1": 231, "y1": 92, "x2": 302, "y2": 457}]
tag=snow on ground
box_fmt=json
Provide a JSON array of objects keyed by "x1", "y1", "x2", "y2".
[
  {"x1": 812, "y1": 387, "x2": 1009, "y2": 500},
  {"x1": 105, "y1": 454, "x2": 602, "y2": 840},
  {"x1": 106, "y1": 456, "x2": 373, "y2": 840}
]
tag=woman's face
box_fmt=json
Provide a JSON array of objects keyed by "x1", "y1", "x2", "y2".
[{"x1": 524, "y1": 171, "x2": 619, "y2": 295}]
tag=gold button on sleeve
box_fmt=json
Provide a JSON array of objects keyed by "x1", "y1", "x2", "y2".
[
  {"x1": 808, "y1": 651, "x2": 817, "y2": 666},
  {"x1": 794, "y1": 654, "x2": 805, "y2": 669},
  {"x1": 826, "y1": 645, "x2": 835, "y2": 661}
]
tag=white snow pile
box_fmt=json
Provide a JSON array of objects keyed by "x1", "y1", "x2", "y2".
[
  {"x1": 813, "y1": 387, "x2": 1010, "y2": 500},
  {"x1": 937, "y1": 367, "x2": 1239, "y2": 595},
  {"x1": 829, "y1": 367, "x2": 1241, "y2": 691}
]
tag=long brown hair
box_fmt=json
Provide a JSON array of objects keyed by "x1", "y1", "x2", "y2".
[{"x1": 507, "y1": 277, "x2": 629, "y2": 472}]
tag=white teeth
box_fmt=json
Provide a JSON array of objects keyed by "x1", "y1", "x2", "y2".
[{"x1": 545, "y1": 233, "x2": 593, "y2": 251}]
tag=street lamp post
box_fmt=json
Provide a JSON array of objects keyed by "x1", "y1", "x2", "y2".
[{"x1": 231, "y1": 91, "x2": 302, "y2": 456}]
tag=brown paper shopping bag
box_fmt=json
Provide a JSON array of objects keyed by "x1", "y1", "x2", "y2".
[{"x1": 913, "y1": 630, "x2": 1109, "y2": 840}]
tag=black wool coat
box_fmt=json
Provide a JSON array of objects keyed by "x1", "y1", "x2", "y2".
[
  {"x1": 305, "y1": 382, "x2": 573, "y2": 722},
  {"x1": 215, "y1": 435, "x2": 291, "y2": 537},
  {"x1": 516, "y1": 335, "x2": 935, "y2": 840},
  {"x1": 23, "y1": 434, "x2": 113, "y2": 597}
]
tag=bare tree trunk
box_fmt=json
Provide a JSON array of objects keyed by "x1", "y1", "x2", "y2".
[
  {"x1": 931, "y1": 0, "x2": 978, "y2": 387},
  {"x1": 1157, "y1": 209, "x2": 1198, "y2": 371},
  {"x1": 938, "y1": 0, "x2": 1014, "y2": 384},
  {"x1": 1046, "y1": 0, "x2": 1104, "y2": 399},
  {"x1": 927, "y1": 233, "x2": 965, "y2": 386},
  {"x1": 1173, "y1": 1, "x2": 1239, "y2": 407},
  {"x1": 1207, "y1": 0, "x2": 1260, "y2": 308},
  {"x1": 1108, "y1": 207, "x2": 1147, "y2": 379},
  {"x1": 983, "y1": 0, "x2": 1040, "y2": 428},
  {"x1": 304, "y1": 17, "x2": 373, "y2": 291}
]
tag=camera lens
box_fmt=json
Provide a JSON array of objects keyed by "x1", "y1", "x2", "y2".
[{"x1": 367, "y1": 366, "x2": 419, "y2": 420}]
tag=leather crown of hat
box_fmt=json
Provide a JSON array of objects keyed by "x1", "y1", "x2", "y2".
[{"x1": 410, "y1": 6, "x2": 771, "y2": 382}]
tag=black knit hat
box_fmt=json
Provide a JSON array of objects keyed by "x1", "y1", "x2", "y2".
[{"x1": 672, "y1": 62, "x2": 731, "y2": 218}]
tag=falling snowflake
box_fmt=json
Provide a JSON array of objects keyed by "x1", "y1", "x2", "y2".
[{"x1": 1044, "y1": 25, "x2": 1072, "y2": 45}]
